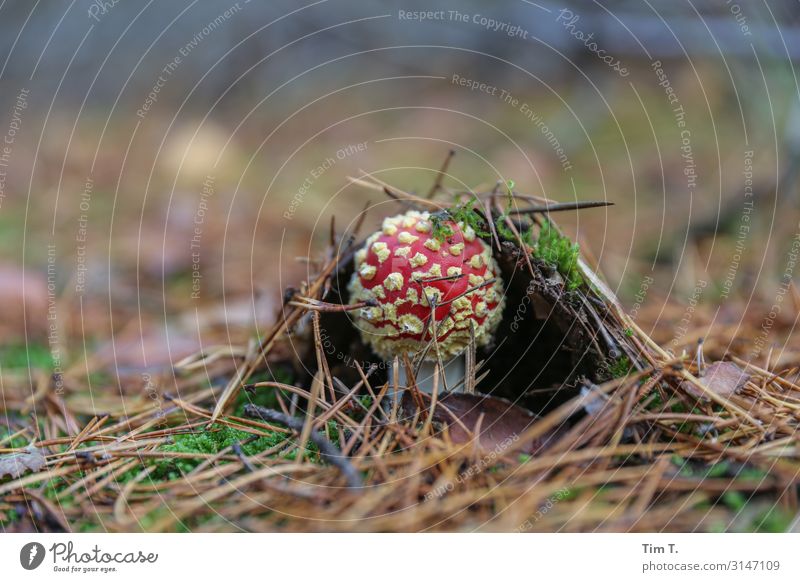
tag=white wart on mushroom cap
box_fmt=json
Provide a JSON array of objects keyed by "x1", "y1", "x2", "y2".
[{"x1": 348, "y1": 210, "x2": 505, "y2": 361}]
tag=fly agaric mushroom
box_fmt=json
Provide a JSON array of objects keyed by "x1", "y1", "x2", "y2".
[{"x1": 348, "y1": 209, "x2": 505, "y2": 392}]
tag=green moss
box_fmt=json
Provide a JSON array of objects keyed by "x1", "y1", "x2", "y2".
[
  {"x1": 42, "y1": 476, "x2": 72, "y2": 501},
  {"x1": 155, "y1": 424, "x2": 290, "y2": 478},
  {"x1": 0, "y1": 214, "x2": 23, "y2": 252},
  {"x1": 671, "y1": 455, "x2": 694, "y2": 478},
  {"x1": 431, "y1": 213, "x2": 455, "y2": 242},
  {"x1": 703, "y1": 461, "x2": 768, "y2": 481},
  {"x1": 751, "y1": 505, "x2": 794, "y2": 532},
  {"x1": 139, "y1": 506, "x2": 229, "y2": 533},
  {"x1": 669, "y1": 401, "x2": 688, "y2": 414},
  {"x1": 86, "y1": 370, "x2": 114, "y2": 387},
  {"x1": 557, "y1": 487, "x2": 578, "y2": 501},
  {"x1": 735, "y1": 465, "x2": 769, "y2": 481},
  {"x1": 722, "y1": 490, "x2": 748, "y2": 511},
  {"x1": 148, "y1": 416, "x2": 346, "y2": 482},
  {"x1": 324, "y1": 421, "x2": 341, "y2": 444},
  {"x1": 234, "y1": 388, "x2": 279, "y2": 418},
  {"x1": 640, "y1": 388, "x2": 663, "y2": 409},
  {"x1": 705, "y1": 462, "x2": 730, "y2": 479},
  {"x1": 671, "y1": 457, "x2": 772, "y2": 487},
  {"x1": 494, "y1": 214, "x2": 516, "y2": 241},
  {"x1": 75, "y1": 520, "x2": 99, "y2": 533},
  {"x1": 431, "y1": 200, "x2": 490, "y2": 243},
  {"x1": 0, "y1": 508, "x2": 20, "y2": 526},
  {"x1": 451, "y1": 200, "x2": 489, "y2": 238},
  {"x1": 533, "y1": 219, "x2": 582, "y2": 290},
  {"x1": 430, "y1": 200, "x2": 583, "y2": 291},
  {"x1": 233, "y1": 368, "x2": 294, "y2": 417},
  {"x1": 0, "y1": 426, "x2": 30, "y2": 449},
  {"x1": 0, "y1": 343, "x2": 53, "y2": 371},
  {"x1": 609, "y1": 356, "x2": 633, "y2": 379},
  {"x1": 709, "y1": 521, "x2": 728, "y2": 533}
]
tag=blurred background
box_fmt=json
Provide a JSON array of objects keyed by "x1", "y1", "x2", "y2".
[{"x1": 1, "y1": 0, "x2": 800, "y2": 373}]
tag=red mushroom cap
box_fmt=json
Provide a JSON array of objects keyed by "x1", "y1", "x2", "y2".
[{"x1": 348, "y1": 210, "x2": 505, "y2": 360}]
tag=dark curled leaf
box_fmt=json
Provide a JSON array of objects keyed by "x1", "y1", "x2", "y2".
[{"x1": 400, "y1": 391, "x2": 558, "y2": 455}]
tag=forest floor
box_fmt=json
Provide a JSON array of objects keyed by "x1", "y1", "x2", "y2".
[{"x1": 2, "y1": 172, "x2": 799, "y2": 533}]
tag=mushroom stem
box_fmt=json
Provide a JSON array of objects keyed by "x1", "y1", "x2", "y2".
[{"x1": 396, "y1": 355, "x2": 467, "y2": 395}]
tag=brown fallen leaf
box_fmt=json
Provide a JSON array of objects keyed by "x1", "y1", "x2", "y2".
[
  {"x1": 0, "y1": 444, "x2": 46, "y2": 479},
  {"x1": 681, "y1": 361, "x2": 750, "y2": 401},
  {"x1": 401, "y1": 391, "x2": 558, "y2": 455}
]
